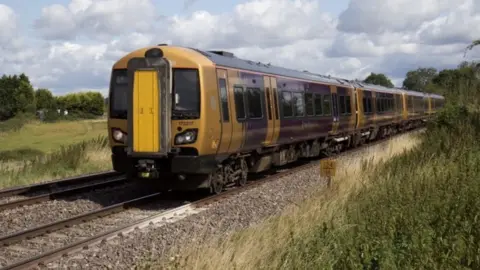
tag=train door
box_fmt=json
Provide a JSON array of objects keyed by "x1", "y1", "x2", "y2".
[
  {"x1": 331, "y1": 91, "x2": 339, "y2": 133},
  {"x1": 270, "y1": 77, "x2": 280, "y2": 144},
  {"x1": 263, "y1": 76, "x2": 274, "y2": 146},
  {"x1": 216, "y1": 69, "x2": 233, "y2": 154},
  {"x1": 262, "y1": 76, "x2": 280, "y2": 146}
]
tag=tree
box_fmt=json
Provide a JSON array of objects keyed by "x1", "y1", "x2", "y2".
[
  {"x1": 35, "y1": 88, "x2": 56, "y2": 110},
  {"x1": 464, "y1": 39, "x2": 480, "y2": 57},
  {"x1": 402, "y1": 67, "x2": 438, "y2": 91},
  {"x1": 0, "y1": 73, "x2": 36, "y2": 121},
  {"x1": 363, "y1": 72, "x2": 394, "y2": 88}
]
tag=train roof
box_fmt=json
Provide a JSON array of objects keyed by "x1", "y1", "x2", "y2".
[
  {"x1": 402, "y1": 90, "x2": 427, "y2": 97},
  {"x1": 189, "y1": 47, "x2": 413, "y2": 94},
  {"x1": 189, "y1": 48, "x2": 353, "y2": 87},
  {"x1": 428, "y1": 93, "x2": 445, "y2": 99}
]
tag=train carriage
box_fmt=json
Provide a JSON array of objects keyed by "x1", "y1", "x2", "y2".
[{"x1": 108, "y1": 44, "x2": 445, "y2": 194}]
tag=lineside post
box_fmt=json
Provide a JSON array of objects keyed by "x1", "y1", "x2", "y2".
[{"x1": 320, "y1": 158, "x2": 336, "y2": 188}]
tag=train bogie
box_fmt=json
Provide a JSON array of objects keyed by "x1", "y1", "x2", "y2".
[{"x1": 107, "y1": 44, "x2": 445, "y2": 194}]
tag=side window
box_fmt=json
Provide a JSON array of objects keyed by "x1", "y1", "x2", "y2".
[
  {"x1": 282, "y1": 91, "x2": 293, "y2": 117},
  {"x1": 363, "y1": 97, "x2": 368, "y2": 114},
  {"x1": 339, "y1": 95, "x2": 346, "y2": 114},
  {"x1": 293, "y1": 92, "x2": 305, "y2": 117},
  {"x1": 234, "y1": 86, "x2": 246, "y2": 120},
  {"x1": 323, "y1": 94, "x2": 332, "y2": 116},
  {"x1": 246, "y1": 87, "x2": 262, "y2": 118},
  {"x1": 273, "y1": 88, "x2": 279, "y2": 119},
  {"x1": 314, "y1": 94, "x2": 323, "y2": 115},
  {"x1": 305, "y1": 93, "x2": 314, "y2": 116},
  {"x1": 345, "y1": 95, "x2": 351, "y2": 114},
  {"x1": 219, "y1": 78, "x2": 229, "y2": 122},
  {"x1": 265, "y1": 88, "x2": 272, "y2": 120}
]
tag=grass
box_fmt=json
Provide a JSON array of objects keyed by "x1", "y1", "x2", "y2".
[
  {"x1": 0, "y1": 118, "x2": 107, "y2": 155},
  {"x1": 148, "y1": 105, "x2": 480, "y2": 270},
  {"x1": 142, "y1": 130, "x2": 424, "y2": 270},
  {"x1": 0, "y1": 118, "x2": 111, "y2": 189}
]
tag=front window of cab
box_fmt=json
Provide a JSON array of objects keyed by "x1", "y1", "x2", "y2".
[
  {"x1": 172, "y1": 68, "x2": 200, "y2": 119},
  {"x1": 109, "y1": 68, "x2": 200, "y2": 120}
]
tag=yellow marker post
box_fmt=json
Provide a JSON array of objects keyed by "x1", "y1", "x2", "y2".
[{"x1": 320, "y1": 158, "x2": 337, "y2": 188}]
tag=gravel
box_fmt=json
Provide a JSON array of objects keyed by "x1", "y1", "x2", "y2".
[
  {"x1": 0, "y1": 176, "x2": 124, "y2": 205},
  {"x1": 6, "y1": 132, "x2": 417, "y2": 270},
  {"x1": 42, "y1": 167, "x2": 332, "y2": 269},
  {"x1": 0, "y1": 181, "x2": 152, "y2": 238},
  {"x1": 0, "y1": 199, "x2": 186, "y2": 268}
]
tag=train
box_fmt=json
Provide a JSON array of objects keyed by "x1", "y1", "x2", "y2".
[{"x1": 107, "y1": 44, "x2": 445, "y2": 194}]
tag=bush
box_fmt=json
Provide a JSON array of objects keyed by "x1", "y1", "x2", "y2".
[{"x1": 280, "y1": 107, "x2": 480, "y2": 269}]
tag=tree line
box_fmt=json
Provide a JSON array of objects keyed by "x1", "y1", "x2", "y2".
[{"x1": 0, "y1": 73, "x2": 105, "y2": 122}]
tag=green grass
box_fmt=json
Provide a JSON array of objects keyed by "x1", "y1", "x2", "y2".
[
  {"x1": 148, "y1": 105, "x2": 480, "y2": 270},
  {"x1": 0, "y1": 118, "x2": 111, "y2": 189},
  {"x1": 0, "y1": 118, "x2": 107, "y2": 155}
]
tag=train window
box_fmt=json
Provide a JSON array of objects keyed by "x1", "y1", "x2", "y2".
[
  {"x1": 265, "y1": 88, "x2": 272, "y2": 120},
  {"x1": 273, "y1": 88, "x2": 279, "y2": 119},
  {"x1": 173, "y1": 69, "x2": 200, "y2": 112},
  {"x1": 339, "y1": 96, "x2": 346, "y2": 114},
  {"x1": 345, "y1": 95, "x2": 351, "y2": 114},
  {"x1": 293, "y1": 92, "x2": 305, "y2": 117},
  {"x1": 281, "y1": 91, "x2": 293, "y2": 117},
  {"x1": 246, "y1": 87, "x2": 263, "y2": 119},
  {"x1": 323, "y1": 94, "x2": 332, "y2": 116},
  {"x1": 314, "y1": 94, "x2": 323, "y2": 115},
  {"x1": 234, "y1": 86, "x2": 246, "y2": 120},
  {"x1": 305, "y1": 93, "x2": 314, "y2": 116},
  {"x1": 219, "y1": 78, "x2": 229, "y2": 122}
]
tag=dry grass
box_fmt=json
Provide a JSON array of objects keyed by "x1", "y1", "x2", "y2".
[{"x1": 150, "y1": 131, "x2": 422, "y2": 270}]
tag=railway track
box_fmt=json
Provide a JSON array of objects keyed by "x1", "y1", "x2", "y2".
[
  {"x1": 0, "y1": 171, "x2": 125, "y2": 208},
  {"x1": 0, "y1": 128, "x2": 425, "y2": 270}
]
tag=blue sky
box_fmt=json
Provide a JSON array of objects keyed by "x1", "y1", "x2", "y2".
[{"x1": 0, "y1": 0, "x2": 478, "y2": 96}]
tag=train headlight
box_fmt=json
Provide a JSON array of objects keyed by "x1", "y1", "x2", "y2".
[
  {"x1": 112, "y1": 128, "x2": 127, "y2": 144},
  {"x1": 175, "y1": 129, "x2": 197, "y2": 145}
]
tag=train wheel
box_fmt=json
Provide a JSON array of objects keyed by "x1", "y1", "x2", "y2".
[
  {"x1": 237, "y1": 158, "x2": 248, "y2": 187},
  {"x1": 209, "y1": 168, "x2": 224, "y2": 195}
]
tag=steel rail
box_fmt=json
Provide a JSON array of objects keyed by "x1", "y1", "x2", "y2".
[
  {"x1": 0, "y1": 171, "x2": 123, "y2": 199},
  {"x1": 0, "y1": 128, "x2": 425, "y2": 270},
  {"x1": 0, "y1": 176, "x2": 128, "y2": 211}
]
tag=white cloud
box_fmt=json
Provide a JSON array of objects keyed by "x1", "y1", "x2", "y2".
[
  {"x1": 34, "y1": 0, "x2": 157, "y2": 40},
  {"x1": 1, "y1": 0, "x2": 480, "y2": 95},
  {"x1": 0, "y1": 4, "x2": 17, "y2": 45}
]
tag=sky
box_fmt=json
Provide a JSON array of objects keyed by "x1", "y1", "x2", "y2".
[{"x1": 1, "y1": 0, "x2": 479, "y2": 96}]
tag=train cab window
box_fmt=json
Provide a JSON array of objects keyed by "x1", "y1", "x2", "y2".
[
  {"x1": 246, "y1": 87, "x2": 263, "y2": 119},
  {"x1": 219, "y1": 78, "x2": 229, "y2": 122},
  {"x1": 305, "y1": 93, "x2": 315, "y2": 116},
  {"x1": 314, "y1": 94, "x2": 323, "y2": 115},
  {"x1": 281, "y1": 91, "x2": 293, "y2": 117},
  {"x1": 173, "y1": 69, "x2": 200, "y2": 113},
  {"x1": 234, "y1": 86, "x2": 246, "y2": 120},
  {"x1": 293, "y1": 92, "x2": 305, "y2": 117},
  {"x1": 345, "y1": 95, "x2": 351, "y2": 114},
  {"x1": 323, "y1": 94, "x2": 332, "y2": 116}
]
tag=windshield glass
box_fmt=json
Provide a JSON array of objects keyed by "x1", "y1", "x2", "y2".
[
  {"x1": 109, "y1": 68, "x2": 201, "y2": 119},
  {"x1": 109, "y1": 69, "x2": 128, "y2": 119},
  {"x1": 173, "y1": 69, "x2": 200, "y2": 113}
]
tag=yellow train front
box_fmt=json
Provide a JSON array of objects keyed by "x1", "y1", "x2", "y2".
[{"x1": 108, "y1": 45, "x2": 223, "y2": 191}]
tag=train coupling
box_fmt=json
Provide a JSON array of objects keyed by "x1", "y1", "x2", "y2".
[{"x1": 135, "y1": 159, "x2": 159, "y2": 179}]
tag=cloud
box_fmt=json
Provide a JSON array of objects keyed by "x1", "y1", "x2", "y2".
[
  {"x1": 34, "y1": 0, "x2": 157, "y2": 40},
  {"x1": 0, "y1": 0, "x2": 479, "y2": 96}
]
